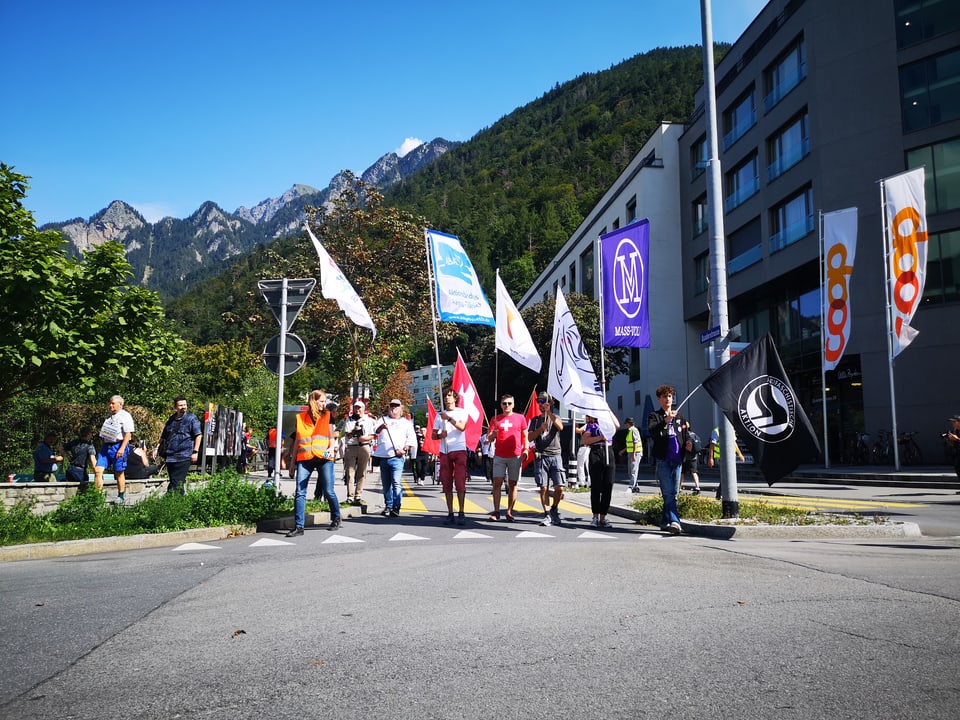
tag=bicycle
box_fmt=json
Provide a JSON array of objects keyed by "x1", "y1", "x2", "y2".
[
  {"x1": 871, "y1": 430, "x2": 894, "y2": 465},
  {"x1": 897, "y1": 431, "x2": 923, "y2": 465}
]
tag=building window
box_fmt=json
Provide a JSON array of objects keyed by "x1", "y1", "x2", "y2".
[
  {"x1": 693, "y1": 195, "x2": 708, "y2": 236},
  {"x1": 569, "y1": 262, "x2": 576, "y2": 294},
  {"x1": 723, "y1": 88, "x2": 757, "y2": 150},
  {"x1": 923, "y1": 229, "x2": 960, "y2": 304},
  {"x1": 612, "y1": 218, "x2": 621, "y2": 230},
  {"x1": 725, "y1": 152, "x2": 760, "y2": 212},
  {"x1": 691, "y1": 135, "x2": 708, "y2": 180},
  {"x1": 895, "y1": 0, "x2": 960, "y2": 48},
  {"x1": 906, "y1": 137, "x2": 960, "y2": 213},
  {"x1": 629, "y1": 348, "x2": 640, "y2": 383},
  {"x1": 900, "y1": 48, "x2": 960, "y2": 132},
  {"x1": 770, "y1": 186, "x2": 814, "y2": 252},
  {"x1": 580, "y1": 246, "x2": 595, "y2": 299},
  {"x1": 727, "y1": 217, "x2": 762, "y2": 274},
  {"x1": 561, "y1": 276, "x2": 566, "y2": 288},
  {"x1": 694, "y1": 252, "x2": 709, "y2": 294},
  {"x1": 767, "y1": 111, "x2": 810, "y2": 182},
  {"x1": 626, "y1": 195, "x2": 637, "y2": 224},
  {"x1": 764, "y1": 37, "x2": 806, "y2": 112}
]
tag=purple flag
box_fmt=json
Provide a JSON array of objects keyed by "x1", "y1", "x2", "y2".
[{"x1": 601, "y1": 220, "x2": 650, "y2": 348}]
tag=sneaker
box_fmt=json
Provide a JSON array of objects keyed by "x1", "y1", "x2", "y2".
[
  {"x1": 550, "y1": 509, "x2": 562, "y2": 526},
  {"x1": 115, "y1": 493, "x2": 126, "y2": 505},
  {"x1": 668, "y1": 521, "x2": 681, "y2": 535},
  {"x1": 389, "y1": 509, "x2": 400, "y2": 517},
  {"x1": 380, "y1": 508, "x2": 390, "y2": 516},
  {"x1": 327, "y1": 519, "x2": 341, "y2": 531},
  {"x1": 692, "y1": 488, "x2": 701, "y2": 496},
  {"x1": 341, "y1": 498, "x2": 353, "y2": 507},
  {"x1": 600, "y1": 518, "x2": 613, "y2": 529},
  {"x1": 443, "y1": 513, "x2": 455, "y2": 525},
  {"x1": 631, "y1": 487, "x2": 641, "y2": 494},
  {"x1": 457, "y1": 513, "x2": 466, "y2": 526},
  {"x1": 285, "y1": 527, "x2": 304, "y2": 537},
  {"x1": 539, "y1": 513, "x2": 553, "y2": 527},
  {"x1": 590, "y1": 517, "x2": 599, "y2": 528}
]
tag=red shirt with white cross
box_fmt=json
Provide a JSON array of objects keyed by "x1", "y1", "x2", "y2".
[{"x1": 490, "y1": 413, "x2": 528, "y2": 458}]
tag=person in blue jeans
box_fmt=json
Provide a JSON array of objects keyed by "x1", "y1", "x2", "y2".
[
  {"x1": 647, "y1": 384, "x2": 691, "y2": 535},
  {"x1": 373, "y1": 399, "x2": 415, "y2": 517},
  {"x1": 286, "y1": 389, "x2": 341, "y2": 536}
]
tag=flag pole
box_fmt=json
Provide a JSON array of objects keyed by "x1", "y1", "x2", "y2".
[
  {"x1": 879, "y1": 182, "x2": 901, "y2": 470},
  {"x1": 596, "y1": 236, "x2": 608, "y2": 395},
  {"x1": 424, "y1": 229, "x2": 445, "y2": 409},
  {"x1": 818, "y1": 210, "x2": 831, "y2": 468}
]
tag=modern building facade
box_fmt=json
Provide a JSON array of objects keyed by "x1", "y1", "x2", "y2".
[
  {"x1": 405, "y1": 363, "x2": 454, "y2": 412},
  {"x1": 679, "y1": 0, "x2": 959, "y2": 462}
]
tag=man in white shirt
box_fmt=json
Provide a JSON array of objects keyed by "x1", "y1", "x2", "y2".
[
  {"x1": 95, "y1": 394, "x2": 136, "y2": 504},
  {"x1": 372, "y1": 399, "x2": 416, "y2": 517},
  {"x1": 342, "y1": 400, "x2": 376, "y2": 504},
  {"x1": 432, "y1": 387, "x2": 469, "y2": 525}
]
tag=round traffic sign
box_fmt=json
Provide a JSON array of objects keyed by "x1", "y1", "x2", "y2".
[{"x1": 263, "y1": 333, "x2": 307, "y2": 376}]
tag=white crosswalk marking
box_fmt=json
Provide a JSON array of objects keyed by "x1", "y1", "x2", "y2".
[
  {"x1": 578, "y1": 531, "x2": 614, "y2": 539},
  {"x1": 515, "y1": 530, "x2": 553, "y2": 538},
  {"x1": 389, "y1": 532, "x2": 430, "y2": 542},
  {"x1": 249, "y1": 538, "x2": 294, "y2": 547},
  {"x1": 172, "y1": 543, "x2": 222, "y2": 551},
  {"x1": 453, "y1": 530, "x2": 493, "y2": 539},
  {"x1": 322, "y1": 535, "x2": 364, "y2": 544}
]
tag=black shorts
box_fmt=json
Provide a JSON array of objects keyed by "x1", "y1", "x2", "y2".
[{"x1": 682, "y1": 455, "x2": 698, "y2": 473}]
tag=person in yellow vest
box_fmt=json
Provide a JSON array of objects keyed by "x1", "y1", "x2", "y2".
[
  {"x1": 285, "y1": 389, "x2": 341, "y2": 536},
  {"x1": 619, "y1": 417, "x2": 643, "y2": 493}
]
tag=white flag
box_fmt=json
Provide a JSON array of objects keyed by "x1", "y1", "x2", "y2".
[
  {"x1": 426, "y1": 229, "x2": 495, "y2": 326},
  {"x1": 882, "y1": 168, "x2": 928, "y2": 357},
  {"x1": 547, "y1": 288, "x2": 618, "y2": 439},
  {"x1": 822, "y1": 207, "x2": 857, "y2": 371},
  {"x1": 306, "y1": 224, "x2": 377, "y2": 339},
  {"x1": 495, "y1": 273, "x2": 542, "y2": 372}
]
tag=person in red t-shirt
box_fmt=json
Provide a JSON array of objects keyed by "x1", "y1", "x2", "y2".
[{"x1": 485, "y1": 394, "x2": 529, "y2": 522}]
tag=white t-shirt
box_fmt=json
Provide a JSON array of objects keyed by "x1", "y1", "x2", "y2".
[
  {"x1": 432, "y1": 406, "x2": 468, "y2": 453},
  {"x1": 372, "y1": 416, "x2": 416, "y2": 458},
  {"x1": 100, "y1": 409, "x2": 135, "y2": 443}
]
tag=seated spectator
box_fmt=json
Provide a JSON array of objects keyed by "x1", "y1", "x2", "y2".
[
  {"x1": 125, "y1": 437, "x2": 159, "y2": 480},
  {"x1": 34, "y1": 431, "x2": 63, "y2": 482}
]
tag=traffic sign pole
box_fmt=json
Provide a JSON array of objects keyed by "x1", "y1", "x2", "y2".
[{"x1": 272, "y1": 280, "x2": 289, "y2": 485}]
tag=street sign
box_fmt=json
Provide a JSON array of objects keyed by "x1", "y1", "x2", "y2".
[
  {"x1": 700, "y1": 325, "x2": 722, "y2": 344},
  {"x1": 263, "y1": 333, "x2": 307, "y2": 376},
  {"x1": 258, "y1": 278, "x2": 316, "y2": 332}
]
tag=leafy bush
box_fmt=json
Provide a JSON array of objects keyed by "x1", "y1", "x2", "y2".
[{"x1": 632, "y1": 494, "x2": 819, "y2": 525}]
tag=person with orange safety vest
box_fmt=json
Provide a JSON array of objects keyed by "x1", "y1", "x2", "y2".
[{"x1": 284, "y1": 389, "x2": 341, "y2": 536}]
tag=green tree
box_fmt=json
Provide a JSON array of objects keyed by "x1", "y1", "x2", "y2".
[{"x1": 0, "y1": 165, "x2": 182, "y2": 404}]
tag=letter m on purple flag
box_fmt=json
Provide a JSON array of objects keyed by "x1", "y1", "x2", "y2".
[{"x1": 601, "y1": 219, "x2": 650, "y2": 348}]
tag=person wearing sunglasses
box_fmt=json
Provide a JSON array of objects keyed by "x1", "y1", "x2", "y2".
[{"x1": 485, "y1": 394, "x2": 529, "y2": 521}]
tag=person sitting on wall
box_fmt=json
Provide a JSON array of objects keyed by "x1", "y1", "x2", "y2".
[{"x1": 124, "y1": 436, "x2": 159, "y2": 480}]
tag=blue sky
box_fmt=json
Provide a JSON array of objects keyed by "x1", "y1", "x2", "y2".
[{"x1": 2, "y1": 1, "x2": 767, "y2": 225}]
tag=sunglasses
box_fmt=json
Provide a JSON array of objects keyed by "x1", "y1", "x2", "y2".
[
  {"x1": 537, "y1": 399, "x2": 549, "y2": 404},
  {"x1": 501, "y1": 401, "x2": 513, "y2": 406}
]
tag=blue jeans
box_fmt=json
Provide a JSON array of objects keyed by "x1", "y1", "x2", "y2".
[
  {"x1": 295, "y1": 459, "x2": 339, "y2": 528},
  {"x1": 656, "y1": 459, "x2": 681, "y2": 526},
  {"x1": 379, "y1": 456, "x2": 405, "y2": 511}
]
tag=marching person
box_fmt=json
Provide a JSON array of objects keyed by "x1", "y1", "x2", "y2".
[
  {"x1": 342, "y1": 400, "x2": 375, "y2": 504},
  {"x1": 373, "y1": 399, "x2": 415, "y2": 517},
  {"x1": 648, "y1": 384, "x2": 691, "y2": 535},
  {"x1": 528, "y1": 391, "x2": 564, "y2": 526},
  {"x1": 432, "y1": 387, "x2": 469, "y2": 525},
  {"x1": 581, "y1": 414, "x2": 615, "y2": 528},
  {"x1": 486, "y1": 394, "x2": 529, "y2": 521},
  {"x1": 285, "y1": 389, "x2": 341, "y2": 536}
]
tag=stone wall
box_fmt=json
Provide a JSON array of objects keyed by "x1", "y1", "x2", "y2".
[{"x1": 1, "y1": 478, "x2": 168, "y2": 515}]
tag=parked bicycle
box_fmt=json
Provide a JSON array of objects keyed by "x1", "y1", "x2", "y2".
[
  {"x1": 871, "y1": 429, "x2": 894, "y2": 465},
  {"x1": 897, "y1": 431, "x2": 923, "y2": 465}
]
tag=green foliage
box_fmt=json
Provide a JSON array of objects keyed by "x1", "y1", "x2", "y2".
[
  {"x1": 0, "y1": 469, "x2": 288, "y2": 546},
  {"x1": 631, "y1": 494, "x2": 830, "y2": 525},
  {"x1": 0, "y1": 164, "x2": 183, "y2": 405}
]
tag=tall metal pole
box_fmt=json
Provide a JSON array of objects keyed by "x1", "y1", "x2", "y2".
[
  {"x1": 271, "y1": 279, "x2": 289, "y2": 486},
  {"x1": 701, "y1": 0, "x2": 739, "y2": 517}
]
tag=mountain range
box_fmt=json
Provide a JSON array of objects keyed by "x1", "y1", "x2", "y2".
[{"x1": 42, "y1": 138, "x2": 456, "y2": 299}]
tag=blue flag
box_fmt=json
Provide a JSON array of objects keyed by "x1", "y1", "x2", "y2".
[
  {"x1": 427, "y1": 229, "x2": 494, "y2": 326},
  {"x1": 601, "y1": 219, "x2": 650, "y2": 348}
]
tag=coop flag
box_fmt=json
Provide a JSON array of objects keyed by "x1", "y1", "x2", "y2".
[
  {"x1": 423, "y1": 398, "x2": 441, "y2": 456},
  {"x1": 601, "y1": 219, "x2": 650, "y2": 348},
  {"x1": 427, "y1": 229, "x2": 495, "y2": 326},
  {"x1": 882, "y1": 168, "x2": 928, "y2": 357},
  {"x1": 451, "y1": 351, "x2": 486, "y2": 451},
  {"x1": 306, "y1": 224, "x2": 377, "y2": 339},
  {"x1": 495, "y1": 273, "x2": 542, "y2": 372},
  {"x1": 547, "y1": 288, "x2": 618, "y2": 440},
  {"x1": 822, "y1": 208, "x2": 858, "y2": 371},
  {"x1": 701, "y1": 333, "x2": 820, "y2": 485}
]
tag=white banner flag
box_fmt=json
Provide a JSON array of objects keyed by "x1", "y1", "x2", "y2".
[
  {"x1": 306, "y1": 224, "x2": 377, "y2": 339},
  {"x1": 547, "y1": 288, "x2": 618, "y2": 439},
  {"x1": 426, "y1": 229, "x2": 495, "y2": 327},
  {"x1": 822, "y1": 207, "x2": 857, "y2": 371},
  {"x1": 882, "y1": 168, "x2": 928, "y2": 357},
  {"x1": 495, "y1": 273, "x2": 542, "y2": 372}
]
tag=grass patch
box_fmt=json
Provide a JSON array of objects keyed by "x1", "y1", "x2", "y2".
[
  {"x1": 631, "y1": 493, "x2": 877, "y2": 526},
  {"x1": 0, "y1": 470, "x2": 296, "y2": 546}
]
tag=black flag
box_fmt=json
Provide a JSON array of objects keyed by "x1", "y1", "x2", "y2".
[{"x1": 701, "y1": 333, "x2": 820, "y2": 485}]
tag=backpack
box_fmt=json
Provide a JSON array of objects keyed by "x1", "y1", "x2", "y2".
[{"x1": 689, "y1": 431, "x2": 702, "y2": 455}]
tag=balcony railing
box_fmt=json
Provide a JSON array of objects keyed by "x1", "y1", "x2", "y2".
[
  {"x1": 722, "y1": 112, "x2": 757, "y2": 150},
  {"x1": 727, "y1": 243, "x2": 763, "y2": 274},
  {"x1": 763, "y1": 61, "x2": 807, "y2": 113},
  {"x1": 767, "y1": 136, "x2": 810, "y2": 181},
  {"x1": 770, "y1": 213, "x2": 814, "y2": 252},
  {"x1": 724, "y1": 176, "x2": 760, "y2": 212}
]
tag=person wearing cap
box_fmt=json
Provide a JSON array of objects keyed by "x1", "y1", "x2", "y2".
[
  {"x1": 528, "y1": 391, "x2": 565, "y2": 526},
  {"x1": 485, "y1": 393, "x2": 529, "y2": 521},
  {"x1": 33, "y1": 431, "x2": 63, "y2": 482},
  {"x1": 432, "y1": 386, "x2": 469, "y2": 525},
  {"x1": 285, "y1": 389, "x2": 341, "y2": 536},
  {"x1": 946, "y1": 415, "x2": 960, "y2": 490},
  {"x1": 342, "y1": 400, "x2": 376, "y2": 504},
  {"x1": 373, "y1": 398, "x2": 416, "y2": 517},
  {"x1": 619, "y1": 417, "x2": 643, "y2": 493}
]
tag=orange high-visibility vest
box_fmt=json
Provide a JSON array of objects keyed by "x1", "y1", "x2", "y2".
[{"x1": 295, "y1": 411, "x2": 333, "y2": 462}]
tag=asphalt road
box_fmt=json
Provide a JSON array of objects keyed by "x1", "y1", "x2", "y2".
[{"x1": 2, "y1": 480, "x2": 959, "y2": 719}]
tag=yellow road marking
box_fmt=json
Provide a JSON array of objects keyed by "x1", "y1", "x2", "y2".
[{"x1": 399, "y1": 481, "x2": 428, "y2": 512}]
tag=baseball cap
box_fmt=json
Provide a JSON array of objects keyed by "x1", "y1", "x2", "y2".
[
  {"x1": 950, "y1": 415, "x2": 960, "y2": 422},
  {"x1": 353, "y1": 400, "x2": 364, "y2": 408},
  {"x1": 389, "y1": 399, "x2": 402, "y2": 406},
  {"x1": 625, "y1": 417, "x2": 635, "y2": 424},
  {"x1": 537, "y1": 391, "x2": 552, "y2": 403}
]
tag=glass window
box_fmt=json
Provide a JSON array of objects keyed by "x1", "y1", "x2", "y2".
[
  {"x1": 626, "y1": 195, "x2": 637, "y2": 224},
  {"x1": 580, "y1": 246, "x2": 594, "y2": 300},
  {"x1": 770, "y1": 186, "x2": 814, "y2": 251},
  {"x1": 907, "y1": 137, "x2": 960, "y2": 213},
  {"x1": 895, "y1": 0, "x2": 960, "y2": 48},
  {"x1": 725, "y1": 153, "x2": 760, "y2": 211},
  {"x1": 764, "y1": 38, "x2": 806, "y2": 112},
  {"x1": 569, "y1": 262, "x2": 576, "y2": 294},
  {"x1": 693, "y1": 195, "x2": 708, "y2": 236},
  {"x1": 900, "y1": 48, "x2": 960, "y2": 132},
  {"x1": 691, "y1": 136, "x2": 708, "y2": 179},
  {"x1": 723, "y1": 88, "x2": 756, "y2": 151},
  {"x1": 694, "y1": 252, "x2": 709, "y2": 294},
  {"x1": 629, "y1": 348, "x2": 641, "y2": 383},
  {"x1": 727, "y1": 217, "x2": 762, "y2": 274},
  {"x1": 922, "y1": 229, "x2": 960, "y2": 304},
  {"x1": 767, "y1": 112, "x2": 810, "y2": 181}
]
